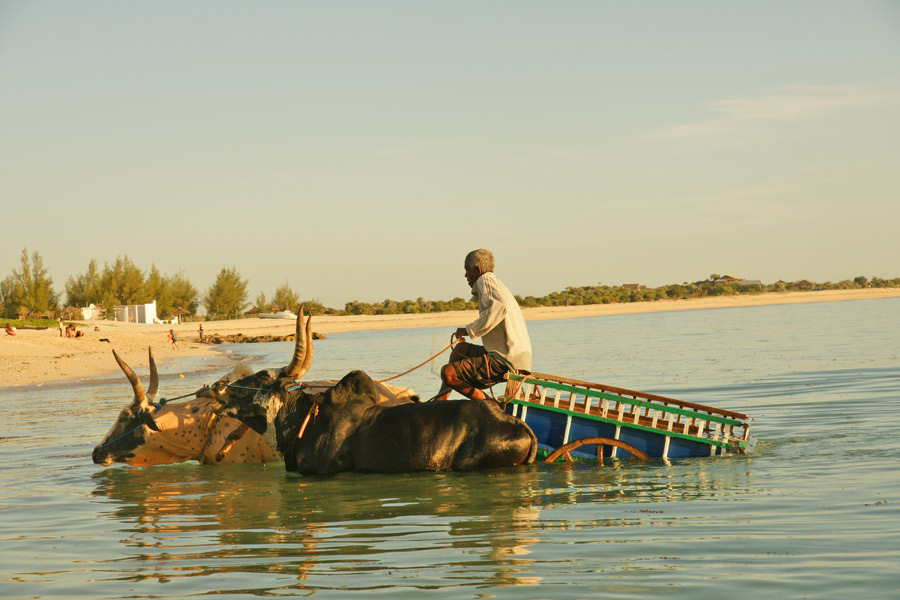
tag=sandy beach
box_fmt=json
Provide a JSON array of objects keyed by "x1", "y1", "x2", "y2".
[{"x1": 2, "y1": 288, "x2": 897, "y2": 389}]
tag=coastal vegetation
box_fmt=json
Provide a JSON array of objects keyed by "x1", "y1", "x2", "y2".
[
  {"x1": 1, "y1": 247, "x2": 898, "y2": 321},
  {"x1": 339, "y1": 275, "x2": 900, "y2": 315}
]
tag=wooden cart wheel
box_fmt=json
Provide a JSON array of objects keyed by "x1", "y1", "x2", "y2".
[{"x1": 544, "y1": 437, "x2": 650, "y2": 464}]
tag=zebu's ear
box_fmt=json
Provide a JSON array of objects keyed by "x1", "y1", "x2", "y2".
[
  {"x1": 140, "y1": 410, "x2": 162, "y2": 432},
  {"x1": 243, "y1": 415, "x2": 268, "y2": 435}
]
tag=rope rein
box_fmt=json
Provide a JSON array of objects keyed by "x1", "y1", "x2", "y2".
[
  {"x1": 215, "y1": 342, "x2": 464, "y2": 449},
  {"x1": 484, "y1": 353, "x2": 499, "y2": 402},
  {"x1": 216, "y1": 334, "x2": 459, "y2": 392},
  {"x1": 103, "y1": 329, "x2": 512, "y2": 451},
  {"x1": 374, "y1": 336, "x2": 460, "y2": 383},
  {"x1": 156, "y1": 389, "x2": 205, "y2": 405},
  {"x1": 223, "y1": 384, "x2": 273, "y2": 392},
  {"x1": 99, "y1": 423, "x2": 145, "y2": 448},
  {"x1": 97, "y1": 398, "x2": 170, "y2": 449},
  {"x1": 98, "y1": 386, "x2": 209, "y2": 449}
]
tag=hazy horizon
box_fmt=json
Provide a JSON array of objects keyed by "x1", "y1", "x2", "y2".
[{"x1": 2, "y1": 2, "x2": 898, "y2": 307}]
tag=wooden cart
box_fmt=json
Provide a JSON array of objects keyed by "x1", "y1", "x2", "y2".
[{"x1": 500, "y1": 372, "x2": 756, "y2": 463}]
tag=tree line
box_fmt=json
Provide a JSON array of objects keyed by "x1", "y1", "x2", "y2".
[
  {"x1": 0, "y1": 249, "x2": 318, "y2": 321},
  {"x1": 513, "y1": 275, "x2": 900, "y2": 309},
  {"x1": 2, "y1": 248, "x2": 898, "y2": 321},
  {"x1": 340, "y1": 274, "x2": 900, "y2": 315}
]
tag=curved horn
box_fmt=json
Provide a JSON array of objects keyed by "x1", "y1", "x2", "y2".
[
  {"x1": 283, "y1": 306, "x2": 308, "y2": 378},
  {"x1": 147, "y1": 346, "x2": 158, "y2": 401},
  {"x1": 295, "y1": 313, "x2": 314, "y2": 379},
  {"x1": 113, "y1": 349, "x2": 149, "y2": 408}
]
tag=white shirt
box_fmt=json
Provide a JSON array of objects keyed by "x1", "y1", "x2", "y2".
[{"x1": 465, "y1": 272, "x2": 532, "y2": 372}]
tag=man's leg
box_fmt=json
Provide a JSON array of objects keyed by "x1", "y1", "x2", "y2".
[
  {"x1": 434, "y1": 342, "x2": 478, "y2": 401},
  {"x1": 436, "y1": 346, "x2": 509, "y2": 401},
  {"x1": 437, "y1": 363, "x2": 487, "y2": 401}
]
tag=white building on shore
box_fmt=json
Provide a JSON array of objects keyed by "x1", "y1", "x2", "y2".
[{"x1": 113, "y1": 300, "x2": 158, "y2": 324}]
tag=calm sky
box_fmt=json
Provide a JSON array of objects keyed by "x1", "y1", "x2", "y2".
[{"x1": 1, "y1": 1, "x2": 898, "y2": 309}]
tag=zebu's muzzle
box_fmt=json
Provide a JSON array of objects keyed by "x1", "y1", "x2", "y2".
[{"x1": 92, "y1": 445, "x2": 114, "y2": 466}]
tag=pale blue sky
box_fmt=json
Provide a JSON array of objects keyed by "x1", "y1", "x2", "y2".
[{"x1": 1, "y1": 1, "x2": 898, "y2": 309}]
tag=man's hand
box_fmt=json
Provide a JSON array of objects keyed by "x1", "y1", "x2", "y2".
[{"x1": 454, "y1": 327, "x2": 468, "y2": 341}]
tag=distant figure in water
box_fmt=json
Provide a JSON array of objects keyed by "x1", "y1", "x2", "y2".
[{"x1": 168, "y1": 329, "x2": 180, "y2": 350}]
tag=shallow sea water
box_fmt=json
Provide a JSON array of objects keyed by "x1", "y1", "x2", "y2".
[{"x1": 2, "y1": 298, "x2": 898, "y2": 599}]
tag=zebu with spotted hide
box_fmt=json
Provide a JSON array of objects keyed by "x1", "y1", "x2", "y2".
[{"x1": 91, "y1": 349, "x2": 279, "y2": 466}]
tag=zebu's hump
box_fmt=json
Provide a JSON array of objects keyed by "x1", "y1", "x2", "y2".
[{"x1": 328, "y1": 370, "x2": 379, "y2": 408}]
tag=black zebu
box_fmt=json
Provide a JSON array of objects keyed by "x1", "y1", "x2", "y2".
[{"x1": 211, "y1": 367, "x2": 537, "y2": 475}]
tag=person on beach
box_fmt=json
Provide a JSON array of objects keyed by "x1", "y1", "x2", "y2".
[
  {"x1": 168, "y1": 329, "x2": 180, "y2": 350},
  {"x1": 198, "y1": 324, "x2": 204, "y2": 342},
  {"x1": 434, "y1": 249, "x2": 532, "y2": 401},
  {"x1": 5, "y1": 323, "x2": 16, "y2": 336},
  {"x1": 58, "y1": 317, "x2": 64, "y2": 337}
]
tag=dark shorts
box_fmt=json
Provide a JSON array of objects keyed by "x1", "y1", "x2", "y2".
[{"x1": 451, "y1": 342, "x2": 512, "y2": 389}]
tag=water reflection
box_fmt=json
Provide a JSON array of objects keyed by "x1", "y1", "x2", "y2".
[
  {"x1": 90, "y1": 465, "x2": 551, "y2": 591},
  {"x1": 89, "y1": 457, "x2": 752, "y2": 594}
]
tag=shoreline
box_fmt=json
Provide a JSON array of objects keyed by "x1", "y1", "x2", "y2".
[{"x1": 2, "y1": 288, "x2": 897, "y2": 389}]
